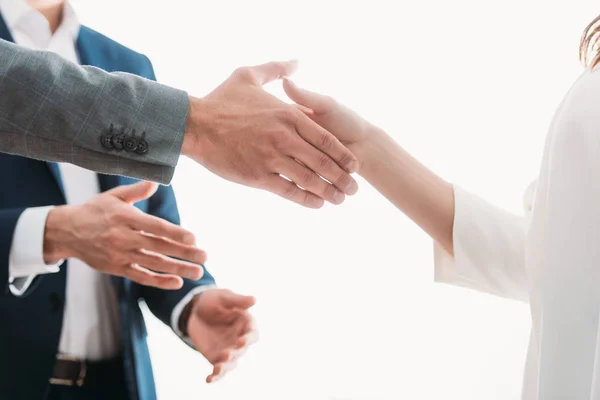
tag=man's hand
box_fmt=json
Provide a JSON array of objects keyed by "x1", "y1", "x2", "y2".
[
  {"x1": 43, "y1": 181, "x2": 206, "y2": 290},
  {"x1": 186, "y1": 289, "x2": 257, "y2": 383},
  {"x1": 282, "y1": 78, "x2": 376, "y2": 172},
  {"x1": 182, "y1": 60, "x2": 360, "y2": 208}
]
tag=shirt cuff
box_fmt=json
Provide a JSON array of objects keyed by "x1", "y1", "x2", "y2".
[
  {"x1": 170, "y1": 284, "x2": 218, "y2": 345},
  {"x1": 433, "y1": 185, "x2": 490, "y2": 288},
  {"x1": 8, "y1": 206, "x2": 64, "y2": 295}
]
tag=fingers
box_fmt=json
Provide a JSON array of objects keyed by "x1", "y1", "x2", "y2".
[
  {"x1": 122, "y1": 264, "x2": 184, "y2": 290},
  {"x1": 243, "y1": 329, "x2": 259, "y2": 347},
  {"x1": 108, "y1": 181, "x2": 159, "y2": 204},
  {"x1": 241, "y1": 60, "x2": 299, "y2": 86},
  {"x1": 127, "y1": 213, "x2": 196, "y2": 245},
  {"x1": 280, "y1": 158, "x2": 346, "y2": 205},
  {"x1": 294, "y1": 103, "x2": 315, "y2": 116},
  {"x1": 136, "y1": 234, "x2": 207, "y2": 264},
  {"x1": 295, "y1": 114, "x2": 359, "y2": 175},
  {"x1": 283, "y1": 78, "x2": 335, "y2": 114},
  {"x1": 290, "y1": 124, "x2": 359, "y2": 195},
  {"x1": 205, "y1": 320, "x2": 258, "y2": 384},
  {"x1": 221, "y1": 292, "x2": 256, "y2": 310},
  {"x1": 207, "y1": 361, "x2": 235, "y2": 384},
  {"x1": 262, "y1": 174, "x2": 325, "y2": 209},
  {"x1": 133, "y1": 250, "x2": 204, "y2": 280}
]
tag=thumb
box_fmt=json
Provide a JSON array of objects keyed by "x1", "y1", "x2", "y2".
[
  {"x1": 248, "y1": 59, "x2": 298, "y2": 86},
  {"x1": 222, "y1": 292, "x2": 256, "y2": 310},
  {"x1": 108, "y1": 181, "x2": 159, "y2": 203},
  {"x1": 282, "y1": 78, "x2": 335, "y2": 114}
]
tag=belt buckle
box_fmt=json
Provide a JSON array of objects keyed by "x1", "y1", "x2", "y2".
[{"x1": 49, "y1": 354, "x2": 87, "y2": 387}]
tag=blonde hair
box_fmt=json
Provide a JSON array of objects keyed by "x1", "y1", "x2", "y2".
[{"x1": 580, "y1": 14, "x2": 600, "y2": 69}]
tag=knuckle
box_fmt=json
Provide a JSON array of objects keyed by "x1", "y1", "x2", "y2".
[
  {"x1": 317, "y1": 131, "x2": 334, "y2": 150},
  {"x1": 107, "y1": 228, "x2": 122, "y2": 246},
  {"x1": 321, "y1": 181, "x2": 338, "y2": 199},
  {"x1": 266, "y1": 130, "x2": 288, "y2": 152},
  {"x1": 283, "y1": 183, "x2": 298, "y2": 199},
  {"x1": 112, "y1": 206, "x2": 132, "y2": 222},
  {"x1": 274, "y1": 107, "x2": 297, "y2": 124},
  {"x1": 187, "y1": 248, "x2": 203, "y2": 262},
  {"x1": 324, "y1": 95, "x2": 337, "y2": 108},
  {"x1": 338, "y1": 151, "x2": 355, "y2": 169},
  {"x1": 301, "y1": 191, "x2": 313, "y2": 206},
  {"x1": 317, "y1": 154, "x2": 333, "y2": 170},
  {"x1": 334, "y1": 173, "x2": 351, "y2": 189},
  {"x1": 153, "y1": 219, "x2": 169, "y2": 234},
  {"x1": 244, "y1": 169, "x2": 266, "y2": 185},
  {"x1": 232, "y1": 66, "x2": 253, "y2": 81},
  {"x1": 299, "y1": 169, "x2": 315, "y2": 186}
]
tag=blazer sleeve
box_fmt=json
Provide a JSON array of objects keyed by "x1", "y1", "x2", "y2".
[
  {"x1": 433, "y1": 186, "x2": 529, "y2": 302},
  {"x1": 0, "y1": 39, "x2": 188, "y2": 184},
  {"x1": 134, "y1": 184, "x2": 216, "y2": 327}
]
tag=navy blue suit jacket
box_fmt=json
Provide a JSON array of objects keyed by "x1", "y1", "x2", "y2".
[{"x1": 0, "y1": 17, "x2": 215, "y2": 400}]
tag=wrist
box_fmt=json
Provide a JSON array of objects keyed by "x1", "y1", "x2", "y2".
[
  {"x1": 179, "y1": 294, "x2": 199, "y2": 337},
  {"x1": 182, "y1": 96, "x2": 211, "y2": 161},
  {"x1": 43, "y1": 206, "x2": 76, "y2": 263},
  {"x1": 357, "y1": 126, "x2": 392, "y2": 176}
]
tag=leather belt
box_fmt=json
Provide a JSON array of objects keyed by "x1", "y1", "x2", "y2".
[{"x1": 49, "y1": 354, "x2": 124, "y2": 388}]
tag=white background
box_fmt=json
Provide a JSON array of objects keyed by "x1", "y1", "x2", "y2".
[{"x1": 72, "y1": 1, "x2": 599, "y2": 398}]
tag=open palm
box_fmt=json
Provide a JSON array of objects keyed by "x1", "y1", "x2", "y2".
[{"x1": 188, "y1": 289, "x2": 257, "y2": 383}]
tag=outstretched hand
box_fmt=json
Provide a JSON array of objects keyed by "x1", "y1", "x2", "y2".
[
  {"x1": 182, "y1": 61, "x2": 360, "y2": 208},
  {"x1": 283, "y1": 78, "x2": 375, "y2": 171},
  {"x1": 44, "y1": 181, "x2": 206, "y2": 289}
]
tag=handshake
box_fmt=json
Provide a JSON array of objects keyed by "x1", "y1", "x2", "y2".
[
  {"x1": 180, "y1": 60, "x2": 381, "y2": 209},
  {"x1": 38, "y1": 60, "x2": 390, "y2": 386},
  {"x1": 43, "y1": 60, "x2": 380, "y2": 291}
]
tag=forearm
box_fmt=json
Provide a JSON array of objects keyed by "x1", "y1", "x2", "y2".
[
  {"x1": 0, "y1": 40, "x2": 188, "y2": 184},
  {"x1": 359, "y1": 128, "x2": 455, "y2": 254}
]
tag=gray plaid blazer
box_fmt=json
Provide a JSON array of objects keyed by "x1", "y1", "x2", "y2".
[{"x1": 0, "y1": 39, "x2": 189, "y2": 184}]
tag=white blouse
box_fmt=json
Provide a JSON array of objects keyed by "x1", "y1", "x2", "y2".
[{"x1": 435, "y1": 68, "x2": 600, "y2": 399}]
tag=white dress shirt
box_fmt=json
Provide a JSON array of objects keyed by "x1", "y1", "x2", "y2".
[
  {"x1": 435, "y1": 68, "x2": 600, "y2": 399},
  {"x1": 4, "y1": 0, "x2": 209, "y2": 361}
]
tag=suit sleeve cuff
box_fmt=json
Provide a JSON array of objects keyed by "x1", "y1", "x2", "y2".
[
  {"x1": 170, "y1": 284, "x2": 218, "y2": 344},
  {"x1": 8, "y1": 206, "x2": 63, "y2": 295}
]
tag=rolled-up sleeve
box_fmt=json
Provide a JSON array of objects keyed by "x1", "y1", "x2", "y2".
[{"x1": 433, "y1": 186, "x2": 529, "y2": 302}]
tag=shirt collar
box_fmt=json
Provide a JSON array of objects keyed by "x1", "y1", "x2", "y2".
[{"x1": 0, "y1": 0, "x2": 80, "y2": 41}]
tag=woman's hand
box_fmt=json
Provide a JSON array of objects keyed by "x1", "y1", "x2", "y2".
[
  {"x1": 43, "y1": 181, "x2": 207, "y2": 290},
  {"x1": 282, "y1": 78, "x2": 377, "y2": 171}
]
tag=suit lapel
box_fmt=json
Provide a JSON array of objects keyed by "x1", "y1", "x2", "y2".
[
  {"x1": 0, "y1": 11, "x2": 14, "y2": 42},
  {"x1": 0, "y1": 12, "x2": 67, "y2": 200},
  {"x1": 76, "y1": 26, "x2": 105, "y2": 68},
  {"x1": 46, "y1": 163, "x2": 66, "y2": 199}
]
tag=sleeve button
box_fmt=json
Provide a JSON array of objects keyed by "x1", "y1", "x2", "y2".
[
  {"x1": 135, "y1": 132, "x2": 148, "y2": 154},
  {"x1": 100, "y1": 124, "x2": 115, "y2": 149},
  {"x1": 124, "y1": 130, "x2": 139, "y2": 152},
  {"x1": 112, "y1": 128, "x2": 126, "y2": 150}
]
